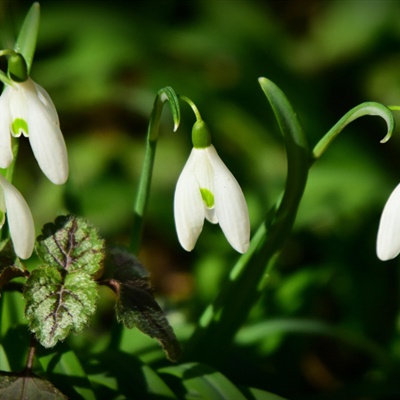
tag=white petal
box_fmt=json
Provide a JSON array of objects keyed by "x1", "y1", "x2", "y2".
[
  {"x1": 207, "y1": 145, "x2": 250, "y2": 253},
  {"x1": 174, "y1": 150, "x2": 205, "y2": 251},
  {"x1": 33, "y1": 81, "x2": 60, "y2": 125},
  {"x1": 193, "y1": 148, "x2": 214, "y2": 193},
  {"x1": 0, "y1": 87, "x2": 13, "y2": 168},
  {"x1": 0, "y1": 175, "x2": 35, "y2": 259},
  {"x1": 204, "y1": 206, "x2": 218, "y2": 224},
  {"x1": 8, "y1": 81, "x2": 29, "y2": 137},
  {"x1": 377, "y1": 183, "x2": 400, "y2": 260},
  {"x1": 25, "y1": 82, "x2": 68, "y2": 184},
  {"x1": 193, "y1": 148, "x2": 218, "y2": 224}
]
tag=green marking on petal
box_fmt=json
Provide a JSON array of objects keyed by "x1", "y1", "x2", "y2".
[
  {"x1": 200, "y1": 188, "x2": 214, "y2": 208},
  {"x1": 11, "y1": 118, "x2": 28, "y2": 137}
]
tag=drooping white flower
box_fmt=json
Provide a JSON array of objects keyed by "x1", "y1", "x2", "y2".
[
  {"x1": 174, "y1": 144, "x2": 250, "y2": 253},
  {"x1": 377, "y1": 182, "x2": 400, "y2": 261},
  {"x1": 0, "y1": 77, "x2": 68, "y2": 184},
  {"x1": 0, "y1": 174, "x2": 35, "y2": 259}
]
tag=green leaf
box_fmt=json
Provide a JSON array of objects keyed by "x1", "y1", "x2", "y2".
[
  {"x1": 0, "y1": 345, "x2": 11, "y2": 372},
  {"x1": 244, "y1": 387, "x2": 288, "y2": 400},
  {"x1": 87, "y1": 350, "x2": 177, "y2": 399},
  {"x1": 36, "y1": 215, "x2": 105, "y2": 277},
  {"x1": 14, "y1": 2, "x2": 40, "y2": 74},
  {"x1": 0, "y1": 372, "x2": 67, "y2": 400},
  {"x1": 24, "y1": 265, "x2": 98, "y2": 348},
  {"x1": 105, "y1": 247, "x2": 181, "y2": 362},
  {"x1": 159, "y1": 362, "x2": 247, "y2": 400},
  {"x1": 39, "y1": 349, "x2": 96, "y2": 400},
  {"x1": 0, "y1": 290, "x2": 28, "y2": 373},
  {"x1": 154, "y1": 86, "x2": 181, "y2": 136}
]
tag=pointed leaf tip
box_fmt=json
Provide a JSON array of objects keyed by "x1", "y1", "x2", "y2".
[{"x1": 159, "y1": 86, "x2": 180, "y2": 132}]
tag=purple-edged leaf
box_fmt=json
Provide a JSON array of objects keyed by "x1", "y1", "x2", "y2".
[
  {"x1": 106, "y1": 247, "x2": 180, "y2": 362},
  {"x1": 0, "y1": 372, "x2": 67, "y2": 399},
  {"x1": 0, "y1": 240, "x2": 25, "y2": 296},
  {"x1": 24, "y1": 265, "x2": 98, "y2": 348}
]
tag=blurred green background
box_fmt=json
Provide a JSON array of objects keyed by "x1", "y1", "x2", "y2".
[{"x1": 3, "y1": 0, "x2": 400, "y2": 398}]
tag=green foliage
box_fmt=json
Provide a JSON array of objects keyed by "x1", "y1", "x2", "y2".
[
  {"x1": 159, "y1": 362, "x2": 289, "y2": 400},
  {"x1": 3, "y1": 1, "x2": 400, "y2": 399},
  {"x1": 105, "y1": 247, "x2": 181, "y2": 362}
]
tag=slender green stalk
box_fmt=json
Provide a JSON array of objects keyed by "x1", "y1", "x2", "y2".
[
  {"x1": 183, "y1": 78, "x2": 310, "y2": 362},
  {"x1": 129, "y1": 87, "x2": 180, "y2": 253},
  {"x1": 114, "y1": 88, "x2": 179, "y2": 350},
  {"x1": 129, "y1": 138, "x2": 157, "y2": 254},
  {"x1": 179, "y1": 95, "x2": 202, "y2": 121}
]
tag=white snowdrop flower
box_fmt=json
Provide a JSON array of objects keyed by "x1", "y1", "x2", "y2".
[
  {"x1": 377, "y1": 182, "x2": 400, "y2": 261},
  {"x1": 0, "y1": 174, "x2": 35, "y2": 259},
  {"x1": 0, "y1": 77, "x2": 68, "y2": 184},
  {"x1": 174, "y1": 120, "x2": 250, "y2": 253}
]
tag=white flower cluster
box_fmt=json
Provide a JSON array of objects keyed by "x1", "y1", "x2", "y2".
[{"x1": 0, "y1": 77, "x2": 68, "y2": 259}]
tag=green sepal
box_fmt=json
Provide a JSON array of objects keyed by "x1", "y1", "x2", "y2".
[
  {"x1": 105, "y1": 247, "x2": 181, "y2": 362},
  {"x1": 24, "y1": 265, "x2": 98, "y2": 348},
  {"x1": 14, "y1": 2, "x2": 40, "y2": 74},
  {"x1": 36, "y1": 215, "x2": 105, "y2": 278},
  {"x1": 7, "y1": 53, "x2": 28, "y2": 82},
  {"x1": 192, "y1": 120, "x2": 211, "y2": 149}
]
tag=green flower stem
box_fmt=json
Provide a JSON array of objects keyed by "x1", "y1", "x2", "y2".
[
  {"x1": 129, "y1": 138, "x2": 157, "y2": 254},
  {"x1": 129, "y1": 87, "x2": 180, "y2": 254},
  {"x1": 312, "y1": 102, "x2": 394, "y2": 161},
  {"x1": 183, "y1": 78, "x2": 310, "y2": 362},
  {"x1": 0, "y1": 50, "x2": 20, "y2": 86},
  {"x1": 115, "y1": 88, "x2": 179, "y2": 351},
  {"x1": 179, "y1": 95, "x2": 202, "y2": 121}
]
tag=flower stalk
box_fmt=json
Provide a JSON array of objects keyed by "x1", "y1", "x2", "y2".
[
  {"x1": 130, "y1": 87, "x2": 180, "y2": 254},
  {"x1": 183, "y1": 78, "x2": 310, "y2": 362}
]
